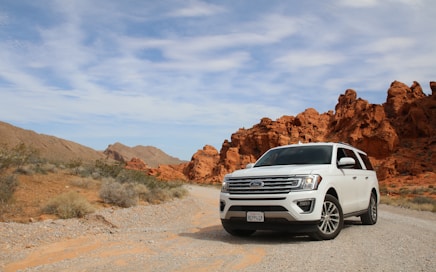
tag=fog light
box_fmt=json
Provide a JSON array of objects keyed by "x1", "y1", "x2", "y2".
[
  {"x1": 297, "y1": 199, "x2": 314, "y2": 213},
  {"x1": 220, "y1": 200, "x2": 226, "y2": 212}
]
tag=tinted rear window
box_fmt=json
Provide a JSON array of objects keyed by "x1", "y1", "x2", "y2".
[{"x1": 358, "y1": 153, "x2": 374, "y2": 170}]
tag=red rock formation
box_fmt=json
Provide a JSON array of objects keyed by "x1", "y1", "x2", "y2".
[
  {"x1": 331, "y1": 89, "x2": 398, "y2": 157},
  {"x1": 183, "y1": 145, "x2": 220, "y2": 182},
  {"x1": 125, "y1": 157, "x2": 149, "y2": 172},
  {"x1": 147, "y1": 81, "x2": 435, "y2": 190},
  {"x1": 149, "y1": 163, "x2": 189, "y2": 181}
]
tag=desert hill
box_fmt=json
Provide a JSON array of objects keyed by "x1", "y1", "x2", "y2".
[
  {"x1": 148, "y1": 81, "x2": 436, "y2": 196},
  {"x1": 0, "y1": 121, "x2": 105, "y2": 163},
  {"x1": 104, "y1": 142, "x2": 184, "y2": 167},
  {"x1": 0, "y1": 122, "x2": 183, "y2": 167}
]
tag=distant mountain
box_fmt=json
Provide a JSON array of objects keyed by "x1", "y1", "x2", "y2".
[
  {"x1": 104, "y1": 142, "x2": 185, "y2": 167},
  {"x1": 0, "y1": 121, "x2": 105, "y2": 163},
  {"x1": 0, "y1": 122, "x2": 184, "y2": 167}
]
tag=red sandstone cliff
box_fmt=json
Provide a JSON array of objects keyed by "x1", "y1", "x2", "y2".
[{"x1": 147, "y1": 81, "x2": 436, "y2": 191}]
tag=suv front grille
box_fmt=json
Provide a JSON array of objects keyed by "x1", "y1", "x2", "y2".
[{"x1": 226, "y1": 176, "x2": 301, "y2": 194}]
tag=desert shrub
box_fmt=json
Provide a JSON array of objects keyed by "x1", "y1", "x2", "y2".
[
  {"x1": 379, "y1": 184, "x2": 388, "y2": 195},
  {"x1": 70, "y1": 177, "x2": 100, "y2": 189},
  {"x1": 0, "y1": 143, "x2": 39, "y2": 171},
  {"x1": 42, "y1": 191, "x2": 95, "y2": 219},
  {"x1": 99, "y1": 171, "x2": 188, "y2": 207},
  {"x1": 94, "y1": 159, "x2": 125, "y2": 178},
  {"x1": 132, "y1": 186, "x2": 188, "y2": 204},
  {"x1": 412, "y1": 187, "x2": 425, "y2": 195},
  {"x1": 99, "y1": 179, "x2": 138, "y2": 207},
  {"x1": 37, "y1": 163, "x2": 58, "y2": 174},
  {"x1": 0, "y1": 175, "x2": 18, "y2": 203},
  {"x1": 411, "y1": 196, "x2": 435, "y2": 205},
  {"x1": 141, "y1": 188, "x2": 172, "y2": 204},
  {"x1": 170, "y1": 186, "x2": 189, "y2": 198},
  {"x1": 66, "y1": 159, "x2": 92, "y2": 176},
  {"x1": 14, "y1": 165, "x2": 35, "y2": 175},
  {"x1": 381, "y1": 195, "x2": 436, "y2": 213},
  {"x1": 399, "y1": 187, "x2": 411, "y2": 196}
]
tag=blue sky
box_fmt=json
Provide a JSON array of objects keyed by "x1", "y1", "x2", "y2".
[{"x1": 0, "y1": 0, "x2": 435, "y2": 160}]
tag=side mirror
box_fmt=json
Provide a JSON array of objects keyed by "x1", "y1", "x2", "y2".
[
  {"x1": 245, "y1": 163, "x2": 255, "y2": 169},
  {"x1": 338, "y1": 157, "x2": 355, "y2": 168}
]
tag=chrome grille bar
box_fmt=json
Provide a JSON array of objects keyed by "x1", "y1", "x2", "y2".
[{"x1": 226, "y1": 176, "x2": 302, "y2": 194}]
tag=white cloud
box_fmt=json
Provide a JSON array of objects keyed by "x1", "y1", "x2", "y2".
[
  {"x1": 167, "y1": 0, "x2": 225, "y2": 17},
  {"x1": 275, "y1": 51, "x2": 347, "y2": 69},
  {"x1": 0, "y1": 0, "x2": 435, "y2": 159},
  {"x1": 360, "y1": 37, "x2": 415, "y2": 54},
  {"x1": 338, "y1": 0, "x2": 379, "y2": 7}
]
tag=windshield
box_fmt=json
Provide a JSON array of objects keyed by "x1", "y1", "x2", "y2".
[{"x1": 254, "y1": 145, "x2": 332, "y2": 167}]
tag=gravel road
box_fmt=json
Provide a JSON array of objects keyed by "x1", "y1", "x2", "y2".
[{"x1": 1, "y1": 185, "x2": 435, "y2": 272}]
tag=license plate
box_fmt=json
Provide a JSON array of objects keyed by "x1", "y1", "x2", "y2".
[{"x1": 247, "y1": 211, "x2": 264, "y2": 222}]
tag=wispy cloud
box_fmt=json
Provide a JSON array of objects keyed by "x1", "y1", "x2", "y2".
[
  {"x1": 167, "y1": 0, "x2": 226, "y2": 17},
  {"x1": 0, "y1": 0, "x2": 435, "y2": 159}
]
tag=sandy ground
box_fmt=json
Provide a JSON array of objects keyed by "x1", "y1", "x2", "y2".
[{"x1": 1, "y1": 185, "x2": 435, "y2": 272}]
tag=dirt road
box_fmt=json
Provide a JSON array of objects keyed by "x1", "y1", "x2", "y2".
[{"x1": 1, "y1": 185, "x2": 435, "y2": 271}]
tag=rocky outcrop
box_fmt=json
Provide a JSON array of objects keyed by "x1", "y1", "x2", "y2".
[
  {"x1": 125, "y1": 157, "x2": 149, "y2": 172},
  {"x1": 331, "y1": 89, "x2": 398, "y2": 157},
  {"x1": 148, "y1": 80, "x2": 435, "y2": 186},
  {"x1": 183, "y1": 145, "x2": 220, "y2": 182}
]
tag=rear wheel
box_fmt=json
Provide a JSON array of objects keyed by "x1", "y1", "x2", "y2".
[
  {"x1": 310, "y1": 194, "x2": 343, "y2": 240},
  {"x1": 360, "y1": 192, "x2": 378, "y2": 225}
]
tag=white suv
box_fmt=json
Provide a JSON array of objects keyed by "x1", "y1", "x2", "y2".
[{"x1": 220, "y1": 142, "x2": 379, "y2": 240}]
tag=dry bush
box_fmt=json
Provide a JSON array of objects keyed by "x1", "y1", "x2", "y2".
[
  {"x1": 99, "y1": 180, "x2": 138, "y2": 207},
  {"x1": 381, "y1": 195, "x2": 436, "y2": 213},
  {"x1": 140, "y1": 186, "x2": 188, "y2": 204},
  {"x1": 0, "y1": 175, "x2": 18, "y2": 204},
  {"x1": 42, "y1": 191, "x2": 95, "y2": 219},
  {"x1": 99, "y1": 178, "x2": 188, "y2": 207},
  {"x1": 70, "y1": 177, "x2": 101, "y2": 189}
]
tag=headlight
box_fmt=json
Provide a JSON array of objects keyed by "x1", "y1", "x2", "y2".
[
  {"x1": 221, "y1": 178, "x2": 230, "y2": 193},
  {"x1": 299, "y1": 175, "x2": 322, "y2": 190}
]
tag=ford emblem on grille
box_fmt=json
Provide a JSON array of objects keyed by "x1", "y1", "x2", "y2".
[{"x1": 249, "y1": 180, "x2": 264, "y2": 187}]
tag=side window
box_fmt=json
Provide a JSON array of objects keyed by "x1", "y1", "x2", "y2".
[
  {"x1": 337, "y1": 148, "x2": 363, "y2": 169},
  {"x1": 358, "y1": 153, "x2": 374, "y2": 170}
]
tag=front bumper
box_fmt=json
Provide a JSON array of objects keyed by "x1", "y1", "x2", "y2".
[{"x1": 220, "y1": 190, "x2": 323, "y2": 225}]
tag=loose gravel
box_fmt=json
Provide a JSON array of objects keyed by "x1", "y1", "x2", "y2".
[{"x1": 1, "y1": 185, "x2": 435, "y2": 272}]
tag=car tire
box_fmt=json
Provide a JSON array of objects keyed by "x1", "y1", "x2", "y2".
[
  {"x1": 360, "y1": 192, "x2": 378, "y2": 225},
  {"x1": 310, "y1": 194, "x2": 344, "y2": 240}
]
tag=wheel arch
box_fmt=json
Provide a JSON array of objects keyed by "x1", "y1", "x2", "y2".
[
  {"x1": 371, "y1": 188, "x2": 379, "y2": 202},
  {"x1": 326, "y1": 187, "x2": 339, "y2": 201}
]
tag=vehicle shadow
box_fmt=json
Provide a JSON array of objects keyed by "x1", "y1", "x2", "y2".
[
  {"x1": 180, "y1": 225, "x2": 314, "y2": 244},
  {"x1": 180, "y1": 219, "x2": 363, "y2": 244}
]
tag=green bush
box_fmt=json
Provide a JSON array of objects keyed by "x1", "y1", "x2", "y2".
[
  {"x1": 42, "y1": 191, "x2": 95, "y2": 219},
  {"x1": 94, "y1": 159, "x2": 125, "y2": 178}
]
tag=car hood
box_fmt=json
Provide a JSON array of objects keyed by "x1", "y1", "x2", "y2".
[{"x1": 225, "y1": 164, "x2": 330, "y2": 178}]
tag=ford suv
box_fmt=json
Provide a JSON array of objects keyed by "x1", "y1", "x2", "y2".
[{"x1": 220, "y1": 142, "x2": 379, "y2": 240}]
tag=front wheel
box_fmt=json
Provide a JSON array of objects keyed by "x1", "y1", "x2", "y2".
[
  {"x1": 310, "y1": 194, "x2": 344, "y2": 240},
  {"x1": 360, "y1": 192, "x2": 378, "y2": 225}
]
